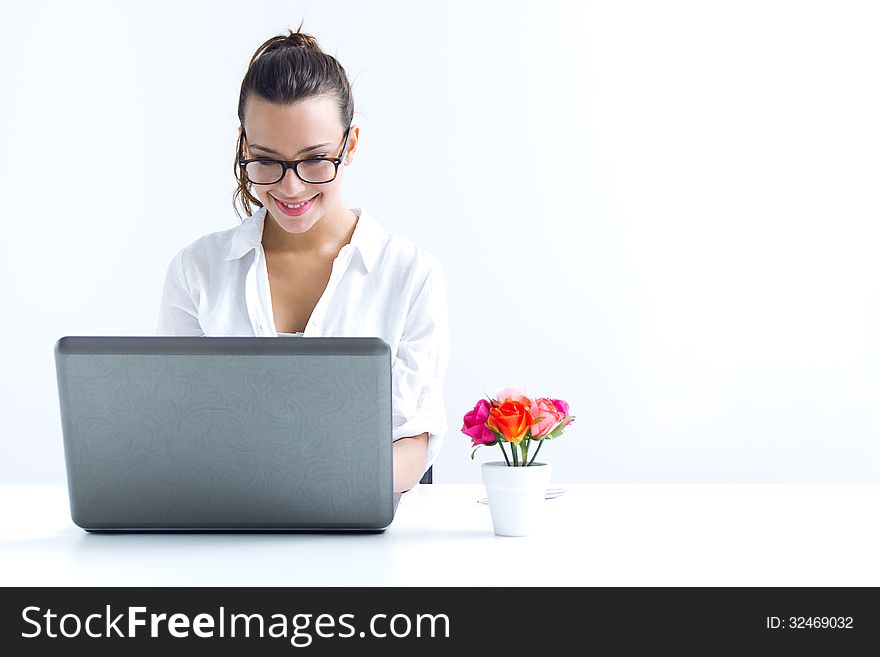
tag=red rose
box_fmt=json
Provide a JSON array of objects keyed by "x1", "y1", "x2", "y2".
[{"x1": 486, "y1": 400, "x2": 532, "y2": 445}]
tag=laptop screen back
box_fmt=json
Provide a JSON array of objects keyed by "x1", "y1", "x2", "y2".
[{"x1": 54, "y1": 336, "x2": 394, "y2": 531}]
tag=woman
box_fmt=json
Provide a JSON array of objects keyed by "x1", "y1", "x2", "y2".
[{"x1": 157, "y1": 28, "x2": 450, "y2": 493}]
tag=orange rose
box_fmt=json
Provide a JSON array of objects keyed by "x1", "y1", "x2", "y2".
[{"x1": 486, "y1": 400, "x2": 533, "y2": 445}]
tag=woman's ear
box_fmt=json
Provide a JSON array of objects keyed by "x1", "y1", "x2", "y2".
[
  {"x1": 239, "y1": 126, "x2": 249, "y2": 159},
  {"x1": 344, "y1": 124, "x2": 360, "y2": 165}
]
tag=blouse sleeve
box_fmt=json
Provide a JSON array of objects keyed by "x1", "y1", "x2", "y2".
[
  {"x1": 156, "y1": 248, "x2": 204, "y2": 336},
  {"x1": 390, "y1": 260, "x2": 451, "y2": 473}
]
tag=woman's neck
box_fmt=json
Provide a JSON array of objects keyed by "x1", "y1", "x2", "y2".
[{"x1": 262, "y1": 202, "x2": 357, "y2": 258}]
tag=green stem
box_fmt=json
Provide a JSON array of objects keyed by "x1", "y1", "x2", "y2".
[
  {"x1": 512, "y1": 442, "x2": 519, "y2": 466},
  {"x1": 520, "y1": 440, "x2": 529, "y2": 466},
  {"x1": 527, "y1": 439, "x2": 544, "y2": 466},
  {"x1": 497, "y1": 440, "x2": 510, "y2": 466}
]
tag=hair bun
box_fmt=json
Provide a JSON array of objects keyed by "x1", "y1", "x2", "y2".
[{"x1": 285, "y1": 30, "x2": 320, "y2": 51}]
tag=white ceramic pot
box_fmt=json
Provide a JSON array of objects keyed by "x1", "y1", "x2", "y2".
[{"x1": 480, "y1": 461, "x2": 552, "y2": 536}]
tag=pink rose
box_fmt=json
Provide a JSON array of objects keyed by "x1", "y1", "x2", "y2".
[
  {"x1": 461, "y1": 398, "x2": 497, "y2": 445},
  {"x1": 495, "y1": 386, "x2": 531, "y2": 405},
  {"x1": 529, "y1": 397, "x2": 566, "y2": 438},
  {"x1": 552, "y1": 398, "x2": 574, "y2": 425}
]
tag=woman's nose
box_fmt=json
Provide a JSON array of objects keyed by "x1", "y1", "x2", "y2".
[{"x1": 275, "y1": 167, "x2": 307, "y2": 196}]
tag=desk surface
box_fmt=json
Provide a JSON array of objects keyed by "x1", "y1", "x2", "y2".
[{"x1": 1, "y1": 483, "x2": 878, "y2": 586}]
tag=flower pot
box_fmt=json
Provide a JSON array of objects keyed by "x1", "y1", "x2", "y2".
[{"x1": 480, "y1": 461, "x2": 552, "y2": 537}]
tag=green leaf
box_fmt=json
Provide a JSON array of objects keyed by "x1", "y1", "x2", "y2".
[
  {"x1": 553, "y1": 417, "x2": 574, "y2": 433},
  {"x1": 545, "y1": 423, "x2": 572, "y2": 440}
]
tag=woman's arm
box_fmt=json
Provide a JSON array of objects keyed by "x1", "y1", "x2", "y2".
[
  {"x1": 389, "y1": 260, "x2": 449, "y2": 493},
  {"x1": 393, "y1": 432, "x2": 429, "y2": 493}
]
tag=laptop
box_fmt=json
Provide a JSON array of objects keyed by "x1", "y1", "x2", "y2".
[{"x1": 53, "y1": 336, "x2": 398, "y2": 532}]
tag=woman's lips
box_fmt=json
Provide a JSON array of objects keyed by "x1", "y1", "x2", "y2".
[{"x1": 272, "y1": 194, "x2": 318, "y2": 217}]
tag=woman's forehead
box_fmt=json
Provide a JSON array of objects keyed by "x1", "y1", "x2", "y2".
[{"x1": 244, "y1": 95, "x2": 341, "y2": 147}]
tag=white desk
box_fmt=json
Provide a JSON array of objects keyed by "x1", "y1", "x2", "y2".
[{"x1": 1, "y1": 483, "x2": 878, "y2": 587}]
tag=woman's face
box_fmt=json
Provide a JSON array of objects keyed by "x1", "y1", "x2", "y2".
[{"x1": 241, "y1": 94, "x2": 358, "y2": 235}]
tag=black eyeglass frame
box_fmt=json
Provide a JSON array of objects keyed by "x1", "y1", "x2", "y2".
[{"x1": 238, "y1": 125, "x2": 352, "y2": 185}]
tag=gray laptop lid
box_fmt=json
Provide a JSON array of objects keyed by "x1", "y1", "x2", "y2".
[{"x1": 54, "y1": 336, "x2": 395, "y2": 532}]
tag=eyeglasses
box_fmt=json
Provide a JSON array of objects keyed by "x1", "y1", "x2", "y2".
[{"x1": 238, "y1": 126, "x2": 352, "y2": 185}]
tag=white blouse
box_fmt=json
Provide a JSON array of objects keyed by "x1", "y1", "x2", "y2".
[{"x1": 156, "y1": 206, "x2": 450, "y2": 472}]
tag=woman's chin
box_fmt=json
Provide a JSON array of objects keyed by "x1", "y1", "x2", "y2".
[{"x1": 271, "y1": 215, "x2": 319, "y2": 234}]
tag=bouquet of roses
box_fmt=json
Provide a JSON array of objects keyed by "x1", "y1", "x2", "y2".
[{"x1": 461, "y1": 386, "x2": 575, "y2": 466}]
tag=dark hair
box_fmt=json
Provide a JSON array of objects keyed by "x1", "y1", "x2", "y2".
[{"x1": 233, "y1": 24, "x2": 355, "y2": 219}]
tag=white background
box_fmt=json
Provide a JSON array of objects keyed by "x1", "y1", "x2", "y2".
[{"x1": 0, "y1": 0, "x2": 877, "y2": 484}]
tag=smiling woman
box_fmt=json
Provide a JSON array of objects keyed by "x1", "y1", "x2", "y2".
[{"x1": 156, "y1": 25, "x2": 450, "y2": 493}]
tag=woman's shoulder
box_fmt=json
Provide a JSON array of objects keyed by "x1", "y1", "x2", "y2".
[
  {"x1": 349, "y1": 207, "x2": 443, "y2": 289},
  {"x1": 386, "y1": 232, "x2": 441, "y2": 268},
  {"x1": 361, "y1": 209, "x2": 443, "y2": 276},
  {"x1": 173, "y1": 209, "x2": 265, "y2": 267}
]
